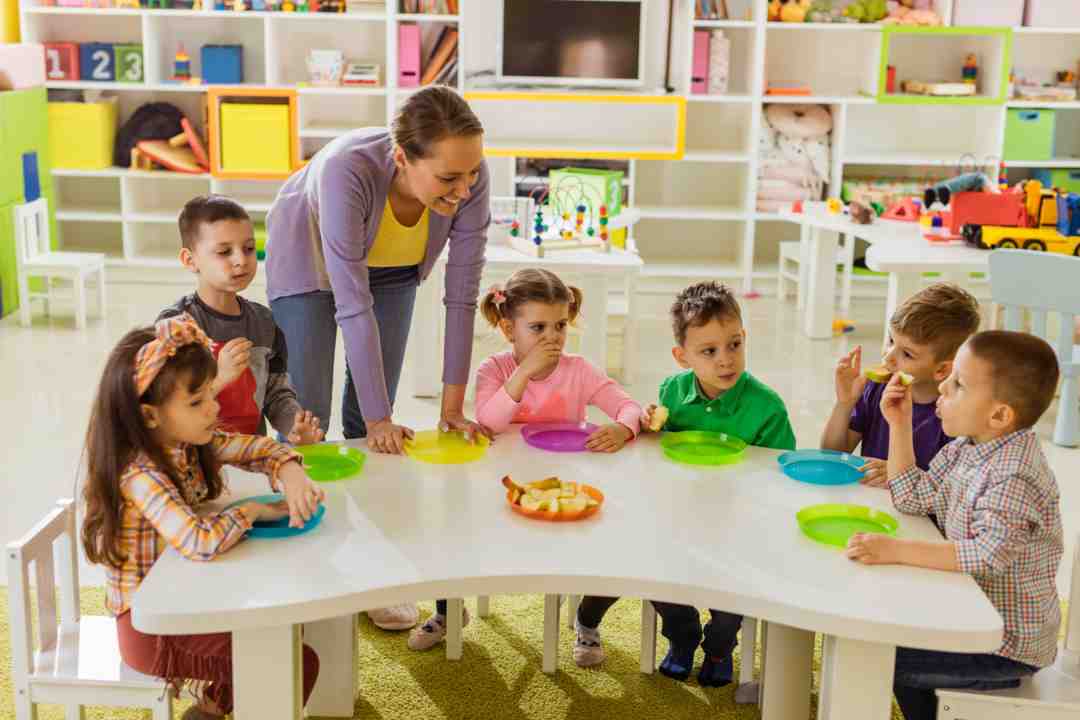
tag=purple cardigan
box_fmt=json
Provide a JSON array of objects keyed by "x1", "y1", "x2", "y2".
[{"x1": 265, "y1": 129, "x2": 490, "y2": 422}]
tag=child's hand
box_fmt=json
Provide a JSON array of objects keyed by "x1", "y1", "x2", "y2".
[
  {"x1": 585, "y1": 423, "x2": 633, "y2": 453},
  {"x1": 845, "y1": 533, "x2": 902, "y2": 565},
  {"x1": 518, "y1": 339, "x2": 562, "y2": 380},
  {"x1": 215, "y1": 338, "x2": 253, "y2": 390},
  {"x1": 879, "y1": 372, "x2": 913, "y2": 428},
  {"x1": 287, "y1": 409, "x2": 325, "y2": 446},
  {"x1": 278, "y1": 461, "x2": 326, "y2": 528},
  {"x1": 858, "y1": 458, "x2": 888, "y2": 487},
  {"x1": 246, "y1": 499, "x2": 290, "y2": 524},
  {"x1": 835, "y1": 345, "x2": 868, "y2": 406},
  {"x1": 640, "y1": 404, "x2": 668, "y2": 433}
]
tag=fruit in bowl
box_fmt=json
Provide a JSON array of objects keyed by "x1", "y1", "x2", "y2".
[{"x1": 502, "y1": 475, "x2": 601, "y2": 520}]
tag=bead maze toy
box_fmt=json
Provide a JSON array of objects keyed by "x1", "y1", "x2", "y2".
[{"x1": 507, "y1": 175, "x2": 619, "y2": 259}]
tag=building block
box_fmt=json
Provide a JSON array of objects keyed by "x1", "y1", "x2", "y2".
[
  {"x1": 883, "y1": 198, "x2": 921, "y2": 222},
  {"x1": 0, "y1": 44, "x2": 45, "y2": 89},
  {"x1": 114, "y1": 44, "x2": 144, "y2": 84},
  {"x1": 79, "y1": 42, "x2": 115, "y2": 82},
  {"x1": 43, "y1": 42, "x2": 79, "y2": 82},
  {"x1": 48, "y1": 99, "x2": 118, "y2": 169},
  {"x1": 202, "y1": 44, "x2": 243, "y2": 84}
]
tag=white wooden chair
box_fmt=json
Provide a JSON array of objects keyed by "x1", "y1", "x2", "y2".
[
  {"x1": 936, "y1": 533, "x2": 1080, "y2": 718},
  {"x1": 988, "y1": 250, "x2": 1080, "y2": 447},
  {"x1": 14, "y1": 198, "x2": 106, "y2": 330},
  {"x1": 778, "y1": 225, "x2": 856, "y2": 314},
  {"x1": 7, "y1": 499, "x2": 172, "y2": 720}
]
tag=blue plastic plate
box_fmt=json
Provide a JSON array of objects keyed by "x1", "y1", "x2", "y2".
[
  {"x1": 777, "y1": 449, "x2": 865, "y2": 486},
  {"x1": 224, "y1": 493, "x2": 325, "y2": 539}
]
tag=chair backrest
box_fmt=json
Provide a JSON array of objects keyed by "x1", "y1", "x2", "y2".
[
  {"x1": 13, "y1": 198, "x2": 51, "y2": 267},
  {"x1": 6, "y1": 498, "x2": 81, "y2": 685},
  {"x1": 988, "y1": 250, "x2": 1079, "y2": 373}
]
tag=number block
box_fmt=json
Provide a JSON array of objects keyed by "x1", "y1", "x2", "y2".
[
  {"x1": 114, "y1": 44, "x2": 144, "y2": 84},
  {"x1": 43, "y1": 42, "x2": 80, "y2": 81},
  {"x1": 79, "y1": 42, "x2": 115, "y2": 82}
]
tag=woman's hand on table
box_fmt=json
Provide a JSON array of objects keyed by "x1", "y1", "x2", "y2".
[
  {"x1": 278, "y1": 461, "x2": 326, "y2": 528},
  {"x1": 367, "y1": 418, "x2": 415, "y2": 455},
  {"x1": 586, "y1": 423, "x2": 633, "y2": 453},
  {"x1": 439, "y1": 412, "x2": 492, "y2": 444}
]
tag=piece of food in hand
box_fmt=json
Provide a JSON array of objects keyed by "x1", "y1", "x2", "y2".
[
  {"x1": 864, "y1": 364, "x2": 892, "y2": 383},
  {"x1": 649, "y1": 405, "x2": 669, "y2": 431},
  {"x1": 897, "y1": 371, "x2": 914, "y2": 386}
]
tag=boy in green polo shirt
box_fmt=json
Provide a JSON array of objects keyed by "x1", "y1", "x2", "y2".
[{"x1": 646, "y1": 281, "x2": 795, "y2": 685}]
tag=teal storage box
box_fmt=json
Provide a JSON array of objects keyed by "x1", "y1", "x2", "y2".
[
  {"x1": 1004, "y1": 109, "x2": 1056, "y2": 162},
  {"x1": 1033, "y1": 168, "x2": 1080, "y2": 194}
]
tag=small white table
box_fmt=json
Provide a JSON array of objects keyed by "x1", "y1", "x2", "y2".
[
  {"x1": 410, "y1": 238, "x2": 644, "y2": 398},
  {"x1": 131, "y1": 434, "x2": 1002, "y2": 720},
  {"x1": 780, "y1": 205, "x2": 990, "y2": 343}
]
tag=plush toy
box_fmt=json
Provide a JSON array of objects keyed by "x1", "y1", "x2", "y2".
[
  {"x1": 844, "y1": 0, "x2": 887, "y2": 23},
  {"x1": 769, "y1": 0, "x2": 782, "y2": 21},
  {"x1": 779, "y1": 0, "x2": 812, "y2": 22},
  {"x1": 882, "y1": 0, "x2": 942, "y2": 25},
  {"x1": 758, "y1": 104, "x2": 833, "y2": 213},
  {"x1": 849, "y1": 200, "x2": 875, "y2": 225}
]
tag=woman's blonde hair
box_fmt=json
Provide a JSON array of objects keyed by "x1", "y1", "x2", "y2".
[{"x1": 480, "y1": 268, "x2": 583, "y2": 327}]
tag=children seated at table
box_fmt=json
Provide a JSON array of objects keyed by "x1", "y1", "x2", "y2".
[
  {"x1": 80, "y1": 314, "x2": 324, "y2": 720},
  {"x1": 821, "y1": 283, "x2": 980, "y2": 485},
  {"x1": 574, "y1": 281, "x2": 796, "y2": 683},
  {"x1": 158, "y1": 195, "x2": 322, "y2": 445},
  {"x1": 846, "y1": 330, "x2": 1064, "y2": 720},
  {"x1": 408, "y1": 267, "x2": 643, "y2": 652}
]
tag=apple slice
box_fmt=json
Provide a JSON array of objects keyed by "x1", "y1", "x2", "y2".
[
  {"x1": 649, "y1": 405, "x2": 669, "y2": 431},
  {"x1": 897, "y1": 371, "x2": 914, "y2": 386},
  {"x1": 560, "y1": 494, "x2": 588, "y2": 514},
  {"x1": 864, "y1": 364, "x2": 892, "y2": 383},
  {"x1": 527, "y1": 476, "x2": 561, "y2": 491},
  {"x1": 520, "y1": 495, "x2": 543, "y2": 512}
]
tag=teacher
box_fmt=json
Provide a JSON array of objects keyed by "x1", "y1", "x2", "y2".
[{"x1": 266, "y1": 86, "x2": 491, "y2": 457}]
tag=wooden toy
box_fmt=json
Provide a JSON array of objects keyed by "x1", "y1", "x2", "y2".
[
  {"x1": 508, "y1": 177, "x2": 615, "y2": 259},
  {"x1": 201, "y1": 44, "x2": 243, "y2": 84},
  {"x1": 134, "y1": 118, "x2": 210, "y2": 174},
  {"x1": 43, "y1": 42, "x2": 79, "y2": 81},
  {"x1": 900, "y1": 80, "x2": 976, "y2": 97},
  {"x1": 79, "y1": 42, "x2": 115, "y2": 82},
  {"x1": 113, "y1": 44, "x2": 144, "y2": 84},
  {"x1": 962, "y1": 54, "x2": 977, "y2": 86},
  {"x1": 173, "y1": 46, "x2": 191, "y2": 82}
]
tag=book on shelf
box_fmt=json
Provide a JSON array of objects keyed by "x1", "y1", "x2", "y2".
[
  {"x1": 401, "y1": 0, "x2": 457, "y2": 13},
  {"x1": 695, "y1": 0, "x2": 729, "y2": 20},
  {"x1": 432, "y1": 57, "x2": 457, "y2": 86},
  {"x1": 420, "y1": 28, "x2": 458, "y2": 86}
]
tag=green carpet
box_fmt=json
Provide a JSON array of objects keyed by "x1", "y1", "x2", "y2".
[{"x1": 0, "y1": 587, "x2": 916, "y2": 719}]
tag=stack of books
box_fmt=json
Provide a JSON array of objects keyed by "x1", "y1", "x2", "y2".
[
  {"x1": 401, "y1": 0, "x2": 458, "y2": 13},
  {"x1": 420, "y1": 25, "x2": 458, "y2": 86}
]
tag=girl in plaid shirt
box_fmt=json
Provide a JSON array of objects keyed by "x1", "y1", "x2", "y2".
[
  {"x1": 80, "y1": 314, "x2": 324, "y2": 720},
  {"x1": 846, "y1": 331, "x2": 1064, "y2": 720}
]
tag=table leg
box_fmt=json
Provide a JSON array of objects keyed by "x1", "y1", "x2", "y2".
[
  {"x1": 760, "y1": 623, "x2": 813, "y2": 720},
  {"x1": 803, "y1": 227, "x2": 838, "y2": 339},
  {"x1": 411, "y1": 265, "x2": 443, "y2": 398},
  {"x1": 543, "y1": 593, "x2": 560, "y2": 674},
  {"x1": 445, "y1": 597, "x2": 464, "y2": 661},
  {"x1": 884, "y1": 272, "x2": 922, "y2": 348},
  {"x1": 818, "y1": 635, "x2": 896, "y2": 720},
  {"x1": 233, "y1": 624, "x2": 302, "y2": 720},
  {"x1": 640, "y1": 600, "x2": 657, "y2": 675},
  {"x1": 579, "y1": 274, "x2": 609, "y2": 375},
  {"x1": 303, "y1": 615, "x2": 357, "y2": 718}
]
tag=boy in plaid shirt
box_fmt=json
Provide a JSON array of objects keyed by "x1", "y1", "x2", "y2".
[{"x1": 846, "y1": 330, "x2": 1064, "y2": 720}]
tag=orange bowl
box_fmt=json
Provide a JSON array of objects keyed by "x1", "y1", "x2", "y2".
[{"x1": 507, "y1": 484, "x2": 604, "y2": 522}]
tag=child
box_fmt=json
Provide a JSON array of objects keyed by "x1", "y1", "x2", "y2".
[
  {"x1": 847, "y1": 330, "x2": 1063, "y2": 720},
  {"x1": 821, "y1": 283, "x2": 980, "y2": 486},
  {"x1": 158, "y1": 195, "x2": 323, "y2": 445},
  {"x1": 407, "y1": 267, "x2": 643, "y2": 652},
  {"x1": 80, "y1": 314, "x2": 325, "y2": 720},
  {"x1": 575, "y1": 281, "x2": 796, "y2": 680}
]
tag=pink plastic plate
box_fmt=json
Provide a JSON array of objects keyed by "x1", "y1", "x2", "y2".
[{"x1": 521, "y1": 422, "x2": 599, "y2": 453}]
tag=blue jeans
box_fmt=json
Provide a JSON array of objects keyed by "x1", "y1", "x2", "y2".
[
  {"x1": 892, "y1": 648, "x2": 1037, "y2": 720},
  {"x1": 270, "y1": 267, "x2": 419, "y2": 438}
]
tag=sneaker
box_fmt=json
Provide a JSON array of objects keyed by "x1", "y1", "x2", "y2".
[
  {"x1": 407, "y1": 607, "x2": 471, "y2": 651},
  {"x1": 698, "y1": 654, "x2": 734, "y2": 687},
  {"x1": 573, "y1": 618, "x2": 605, "y2": 667},
  {"x1": 368, "y1": 603, "x2": 419, "y2": 631},
  {"x1": 658, "y1": 643, "x2": 695, "y2": 682}
]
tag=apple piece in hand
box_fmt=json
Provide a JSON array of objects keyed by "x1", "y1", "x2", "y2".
[
  {"x1": 897, "y1": 371, "x2": 914, "y2": 386},
  {"x1": 649, "y1": 405, "x2": 669, "y2": 431},
  {"x1": 864, "y1": 364, "x2": 892, "y2": 383}
]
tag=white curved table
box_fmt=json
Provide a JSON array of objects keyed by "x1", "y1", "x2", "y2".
[{"x1": 131, "y1": 433, "x2": 1002, "y2": 720}]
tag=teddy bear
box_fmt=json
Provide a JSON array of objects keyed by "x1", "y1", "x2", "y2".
[
  {"x1": 881, "y1": 0, "x2": 942, "y2": 25},
  {"x1": 757, "y1": 104, "x2": 833, "y2": 212}
]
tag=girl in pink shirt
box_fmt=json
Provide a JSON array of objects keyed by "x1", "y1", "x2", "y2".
[{"x1": 474, "y1": 268, "x2": 642, "y2": 452}]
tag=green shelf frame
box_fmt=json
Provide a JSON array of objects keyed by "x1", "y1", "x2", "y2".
[{"x1": 877, "y1": 25, "x2": 1013, "y2": 106}]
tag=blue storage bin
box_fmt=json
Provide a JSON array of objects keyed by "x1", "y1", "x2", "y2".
[{"x1": 201, "y1": 45, "x2": 243, "y2": 85}]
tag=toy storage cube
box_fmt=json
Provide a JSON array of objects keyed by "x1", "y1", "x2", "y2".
[
  {"x1": 202, "y1": 45, "x2": 243, "y2": 84},
  {"x1": 220, "y1": 103, "x2": 290, "y2": 174},
  {"x1": 79, "y1": 43, "x2": 115, "y2": 82},
  {"x1": 952, "y1": 0, "x2": 1024, "y2": 27},
  {"x1": 0, "y1": 44, "x2": 46, "y2": 88},
  {"x1": 1033, "y1": 169, "x2": 1080, "y2": 194},
  {"x1": 1004, "y1": 109, "x2": 1055, "y2": 162},
  {"x1": 114, "y1": 44, "x2": 144, "y2": 83},
  {"x1": 1025, "y1": 0, "x2": 1080, "y2": 28},
  {"x1": 42, "y1": 42, "x2": 79, "y2": 81},
  {"x1": 48, "y1": 100, "x2": 118, "y2": 169}
]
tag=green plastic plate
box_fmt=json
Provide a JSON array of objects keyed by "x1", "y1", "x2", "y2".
[
  {"x1": 296, "y1": 444, "x2": 365, "y2": 482},
  {"x1": 660, "y1": 431, "x2": 747, "y2": 466},
  {"x1": 796, "y1": 503, "x2": 899, "y2": 548}
]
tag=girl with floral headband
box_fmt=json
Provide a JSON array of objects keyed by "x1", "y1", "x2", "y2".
[
  {"x1": 406, "y1": 268, "x2": 643, "y2": 652},
  {"x1": 80, "y1": 313, "x2": 323, "y2": 720}
]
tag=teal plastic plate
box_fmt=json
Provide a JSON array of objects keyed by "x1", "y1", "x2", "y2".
[{"x1": 225, "y1": 494, "x2": 325, "y2": 539}]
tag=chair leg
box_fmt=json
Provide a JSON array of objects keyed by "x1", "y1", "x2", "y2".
[
  {"x1": 1053, "y1": 375, "x2": 1079, "y2": 448},
  {"x1": 735, "y1": 616, "x2": 760, "y2": 704},
  {"x1": 13, "y1": 689, "x2": 36, "y2": 720},
  {"x1": 543, "y1": 593, "x2": 560, "y2": 674},
  {"x1": 96, "y1": 267, "x2": 107, "y2": 320},
  {"x1": 565, "y1": 594, "x2": 580, "y2": 629},
  {"x1": 63, "y1": 703, "x2": 84, "y2": 720},
  {"x1": 445, "y1": 598, "x2": 464, "y2": 661},
  {"x1": 150, "y1": 690, "x2": 173, "y2": 720},
  {"x1": 17, "y1": 274, "x2": 32, "y2": 327},
  {"x1": 640, "y1": 600, "x2": 657, "y2": 675},
  {"x1": 74, "y1": 275, "x2": 87, "y2": 330},
  {"x1": 476, "y1": 595, "x2": 491, "y2": 618}
]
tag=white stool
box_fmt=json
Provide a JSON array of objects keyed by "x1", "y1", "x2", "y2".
[{"x1": 778, "y1": 228, "x2": 855, "y2": 314}]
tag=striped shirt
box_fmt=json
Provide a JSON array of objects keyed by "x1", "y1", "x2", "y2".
[
  {"x1": 105, "y1": 432, "x2": 300, "y2": 616},
  {"x1": 889, "y1": 429, "x2": 1063, "y2": 668}
]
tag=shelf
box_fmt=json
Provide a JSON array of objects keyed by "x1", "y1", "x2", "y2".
[
  {"x1": 637, "y1": 205, "x2": 746, "y2": 221},
  {"x1": 299, "y1": 125, "x2": 351, "y2": 139},
  {"x1": 694, "y1": 19, "x2": 755, "y2": 29},
  {"x1": 843, "y1": 152, "x2": 966, "y2": 166},
  {"x1": 296, "y1": 85, "x2": 387, "y2": 95},
  {"x1": 687, "y1": 94, "x2": 754, "y2": 104},
  {"x1": 1007, "y1": 100, "x2": 1080, "y2": 109},
  {"x1": 484, "y1": 140, "x2": 680, "y2": 161},
  {"x1": 127, "y1": 213, "x2": 179, "y2": 224},
  {"x1": 52, "y1": 168, "x2": 208, "y2": 180},
  {"x1": 56, "y1": 210, "x2": 122, "y2": 222},
  {"x1": 763, "y1": 94, "x2": 874, "y2": 104},
  {"x1": 680, "y1": 151, "x2": 749, "y2": 162},
  {"x1": 1014, "y1": 27, "x2": 1080, "y2": 35},
  {"x1": 396, "y1": 13, "x2": 459, "y2": 22},
  {"x1": 1005, "y1": 159, "x2": 1080, "y2": 169},
  {"x1": 766, "y1": 22, "x2": 881, "y2": 31}
]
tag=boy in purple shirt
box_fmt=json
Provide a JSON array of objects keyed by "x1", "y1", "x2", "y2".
[{"x1": 821, "y1": 283, "x2": 980, "y2": 485}]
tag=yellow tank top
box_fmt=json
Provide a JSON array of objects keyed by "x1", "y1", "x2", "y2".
[{"x1": 366, "y1": 198, "x2": 429, "y2": 268}]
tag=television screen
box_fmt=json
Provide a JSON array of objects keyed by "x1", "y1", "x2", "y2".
[{"x1": 500, "y1": 0, "x2": 643, "y2": 85}]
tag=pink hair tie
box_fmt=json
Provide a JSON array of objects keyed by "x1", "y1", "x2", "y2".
[
  {"x1": 133, "y1": 313, "x2": 212, "y2": 396},
  {"x1": 489, "y1": 285, "x2": 506, "y2": 306}
]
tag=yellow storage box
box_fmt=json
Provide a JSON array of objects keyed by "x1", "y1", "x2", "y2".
[
  {"x1": 47, "y1": 100, "x2": 117, "y2": 170},
  {"x1": 220, "y1": 102, "x2": 291, "y2": 175}
]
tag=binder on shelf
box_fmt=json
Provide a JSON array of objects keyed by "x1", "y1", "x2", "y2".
[
  {"x1": 420, "y1": 28, "x2": 458, "y2": 86},
  {"x1": 398, "y1": 23, "x2": 421, "y2": 88},
  {"x1": 691, "y1": 31, "x2": 709, "y2": 95}
]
